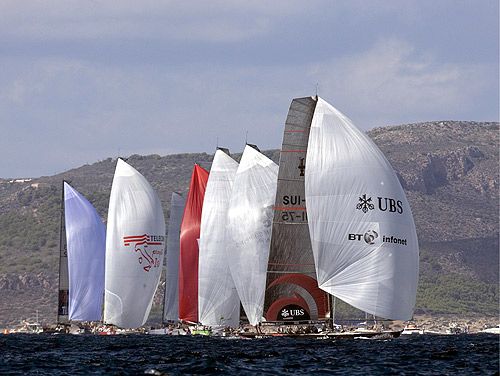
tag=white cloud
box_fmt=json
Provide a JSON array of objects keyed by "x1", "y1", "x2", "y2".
[
  {"x1": 0, "y1": 35, "x2": 496, "y2": 177},
  {"x1": 307, "y1": 38, "x2": 493, "y2": 126},
  {"x1": 0, "y1": 0, "x2": 310, "y2": 43},
  {"x1": 0, "y1": 1, "x2": 497, "y2": 177}
]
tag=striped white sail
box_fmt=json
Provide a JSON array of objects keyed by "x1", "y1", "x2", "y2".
[
  {"x1": 104, "y1": 159, "x2": 166, "y2": 328},
  {"x1": 163, "y1": 192, "x2": 185, "y2": 322},
  {"x1": 198, "y1": 150, "x2": 240, "y2": 327},
  {"x1": 227, "y1": 145, "x2": 279, "y2": 326},
  {"x1": 305, "y1": 97, "x2": 419, "y2": 321},
  {"x1": 64, "y1": 182, "x2": 105, "y2": 322}
]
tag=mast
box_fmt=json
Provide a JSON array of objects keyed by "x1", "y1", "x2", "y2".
[
  {"x1": 332, "y1": 296, "x2": 336, "y2": 326},
  {"x1": 57, "y1": 180, "x2": 69, "y2": 324},
  {"x1": 161, "y1": 276, "x2": 166, "y2": 326}
]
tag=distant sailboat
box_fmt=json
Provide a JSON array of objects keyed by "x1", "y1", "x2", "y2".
[
  {"x1": 198, "y1": 149, "x2": 240, "y2": 327},
  {"x1": 104, "y1": 158, "x2": 166, "y2": 328},
  {"x1": 163, "y1": 192, "x2": 185, "y2": 323},
  {"x1": 63, "y1": 182, "x2": 106, "y2": 322},
  {"x1": 179, "y1": 164, "x2": 209, "y2": 323},
  {"x1": 227, "y1": 145, "x2": 279, "y2": 326},
  {"x1": 57, "y1": 181, "x2": 106, "y2": 323},
  {"x1": 305, "y1": 97, "x2": 419, "y2": 321}
]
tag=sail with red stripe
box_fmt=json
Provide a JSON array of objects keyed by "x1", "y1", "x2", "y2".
[
  {"x1": 179, "y1": 164, "x2": 209, "y2": 323},
  {"x1": 264, "y1": 97, "x2": 327, "y2": 322},
  {"x1": 104, "y1": 158, "x2": 165, "y2": 328}
]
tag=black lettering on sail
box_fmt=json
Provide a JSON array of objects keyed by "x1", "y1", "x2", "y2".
[
  {"x1": 298, "y1": 158, "x2": 305, "y2": 176},
  {"x1": 397, "y1": 200, "x2": 403, "y2": 214},
  {"x1": 378, "y1": 197, "x2": 404, "y2": 214},
  {"x1": 378, "y1": 197, "x2": 388, "y2": 211}
]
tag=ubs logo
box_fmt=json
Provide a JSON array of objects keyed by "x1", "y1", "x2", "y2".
[
  {"x1": 356, "y1": 194, "x2": 403, "y2": 214},
  {"x1": 356, "y1": 194, "x2": 374, "y2": 213},
  {"x1": 278, "y1": 305, "x2": 309, "y2": 320},
  {"x1": 281, "y1": 308, "x2": 305, "y2": 318}
]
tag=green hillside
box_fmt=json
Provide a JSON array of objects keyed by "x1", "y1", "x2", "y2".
[{"x1": 0, "y1": 121, "x2": 498, "y2": 326}]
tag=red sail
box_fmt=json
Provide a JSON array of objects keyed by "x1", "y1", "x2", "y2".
[{"x1": 178, "y1": 164, "x2": 209, "y2": 323}]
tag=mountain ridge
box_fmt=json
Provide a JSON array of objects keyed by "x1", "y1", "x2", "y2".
[{"x1": 0, "y1": 120, "x2": 497, "y2": 326}]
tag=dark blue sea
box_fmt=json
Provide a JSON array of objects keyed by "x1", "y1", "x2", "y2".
[{"x1": 0, "y1": 334, "x2": 498, "y2": 375}]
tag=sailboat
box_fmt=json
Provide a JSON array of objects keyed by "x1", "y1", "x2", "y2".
[
  {"x1": 178, "y1": 164, "x2": 209, "y2": 323},
  {"x1": 198, "y1": 149, "x2": 240, "y2": 328},
  {"x1": 57, "y1": 181, "x2": 105, "y2": 324},
  {"x1": 227, "y1": 145, "x2": 279, "y2": 326},
  {"x1": 163, "y1": 192, "x2": 185, "y2": 323},
  {"x1": 104, "y1": 158, "x2": 166, "y2": 329},
  {"x1": 305, "y1": 97, "x2": 419, "y2": 321},
  {"x1": 259, "y1": 96, "x2": 418, "y2": 335}
]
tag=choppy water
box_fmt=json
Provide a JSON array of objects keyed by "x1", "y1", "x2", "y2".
[{"x1": 0, "y1": 334, "x2": 498, "y2": 375}]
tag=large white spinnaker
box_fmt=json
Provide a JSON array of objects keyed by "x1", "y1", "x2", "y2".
[
  {"x1": 64, "y1": 182, "x2": 105, "y2": 322},
  {"x1": 198, "y1": 150, "x2": 240, "y2": 327},
  {"x1": 163, "y1": 192, "x2": 185, "y2": 322},
  {"x1": 305, "y1": 97, "x2": 419, "y2": 321},
  {"x1": 227, "y1": 145, "x2": 279, "y2": 326},
  {"x1": 104, "y1": 158, "x2": 166, "y2": 328}
]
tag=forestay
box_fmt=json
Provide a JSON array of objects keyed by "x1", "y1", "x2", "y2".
[
  {"x1": 104, "y1": 159, "x2": 166, "y2": 328},
  {"x1": 163, "y1": 192, "x2": 185, "y2": 322},
  {"x1": 305, "y1": 97, "x2": 419, "y2": 321},
  {"x1": 198, "y1": 150, "x2": 240, "y2": 327},
  {"x1": 64, "y1": 182, "x2": 105, "y2": 322},
  {"x1": 227, "y1": 145, "x2": 279, "y2": 326}
]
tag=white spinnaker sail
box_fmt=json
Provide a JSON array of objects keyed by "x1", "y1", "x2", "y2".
[
  {"x1": 163, "y1": 192, "x2": 185, "y2": 322},
  {"x1": 198, "y1": 150, "x2": 240, "y2": 327},
  {"x1": 227, "y1": 145, "x2": 279, "y2": 326},
  {"x1": 64, "y1": 182, "x2": 105, "y2": 322},
  {"x1": 104, "y1": 159, "x2": 166, "y2": 328},
  {"x1": 305, "y1": 97, "x2": 419, "y2": 321}
]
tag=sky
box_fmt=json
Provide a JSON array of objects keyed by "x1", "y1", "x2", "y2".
[{"x1": 0, "y1": 0, "x2": 498, "y2": 178}]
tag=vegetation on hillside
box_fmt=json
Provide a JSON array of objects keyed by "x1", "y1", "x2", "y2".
[{"x1": 0, "y1": 121, "x2": 498, "y2": 325}]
